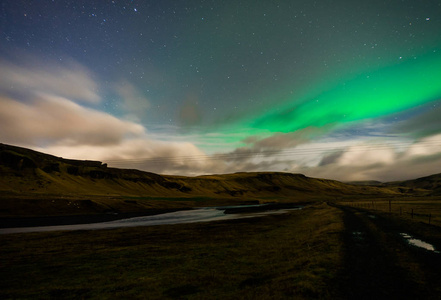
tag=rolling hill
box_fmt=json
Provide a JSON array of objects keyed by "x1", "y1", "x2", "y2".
[
  {"x1": 0, "y1": 143, "x2": 437, "y2": 217},
  {"x1": 386, "y1": 173, "x2": 441, "y2": 195}
]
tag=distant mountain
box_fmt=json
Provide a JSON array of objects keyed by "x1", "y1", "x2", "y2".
[
  {"x1": 346, "y1": 180, "x2": 384, "y2": 186},
  {"x1": 386, "y1": 173, "x2": 441, "y2": 195},
  {"x1": 0, "y1": 143, "x2": 436, "y2": 217}
]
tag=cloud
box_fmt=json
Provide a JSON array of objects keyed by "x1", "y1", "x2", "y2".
[
  {"x1": 41, "y1": 138, "x2": 218, "y2": 175},
  {"x1": 337, "y1": 145, "x2": 396, "y2": 167},
  {"x1": 0, "y1": 91, "x2": 232, "y2": 176},
  {"x1": 391, "y1": 100, "x2": 441, "y2": 137},
  {"x1": 295, "y1": 135, "x2": 441, "y2": 182},
  {"x1": 115, "y1": 80, "x2": 150, "y2": 119},
  {"x1": 244, "y1": 126, "x2": 331, "y2": 150},
  {"x1": 0, "y1": 58, "x2": 100, "y2": 103},
  {"x1": 0, "y1": 56, "x2": 223, "y2": 175},
  {"x1": 207, "y1": 125, "x2": 341, "y2": 171},
  {"x1": 0, "y1": 93, "x2": 222, "y2": 176},
  {"x1": 1, "y1": 53, "x2": 440, "y2": 181},
  {"x1": 318, "y1": 151, "x2": 344, "y2": 166},
  {"x1": 403, "y1": 134, "x2": 441, "y2": 158},
  {"x1": 0, "y1": 95, "x2": 145, "y2": 147}
]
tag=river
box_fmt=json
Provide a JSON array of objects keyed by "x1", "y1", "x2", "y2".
[{"x1": 0, "y1": 204, "x2": 301, "y2": 235}]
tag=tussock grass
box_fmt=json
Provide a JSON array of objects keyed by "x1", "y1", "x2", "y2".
[{"x1": 0, "y1": 203, "x2": 344, "y2": 299}]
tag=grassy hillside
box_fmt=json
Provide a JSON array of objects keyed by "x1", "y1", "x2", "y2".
[
  {"x1": 386, "y1": 173, "x2": 441, "y2": 195},
  {"x1": 0, "y1": 143, "x2": 429, "y2": 217}
]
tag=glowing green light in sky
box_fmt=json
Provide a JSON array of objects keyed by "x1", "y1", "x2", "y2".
[
  {"x1": 246, "y1": 51, "x2": 441, "y2": 134},
  {"x1": 205, "y1": 51, "x2": 441, "y2": 148}
]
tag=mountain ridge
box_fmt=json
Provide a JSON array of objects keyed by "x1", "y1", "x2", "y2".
[{"x1": 0, "y1": 143, "x2": 438, "y2": 217}]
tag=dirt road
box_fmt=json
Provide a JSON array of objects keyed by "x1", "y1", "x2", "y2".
[{"x1": 334, "y1": 204, "x2": 441, "y2": 299}]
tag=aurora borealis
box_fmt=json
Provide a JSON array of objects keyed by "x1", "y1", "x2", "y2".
[
  {"x1": 1, "y1": 0, "x2": 441, "y2": 181},
  {"x1": 240, "y1": 50, "x2": 441, "y2": 134}
]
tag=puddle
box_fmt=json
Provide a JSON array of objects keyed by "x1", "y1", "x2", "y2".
[
  {"x1": 399, "y1": 233, "x2": 439, "y2": 253},
  {"x1": 352, "y1": 231, "x2": 366, "y2": 243}
]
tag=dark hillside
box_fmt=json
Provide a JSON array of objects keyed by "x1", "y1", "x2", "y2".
[
  {"x1": 386, "y1": 173, "x2": 441, "y2": 195},
  {"x1": 0, "y1": 143, "x2": 429, "y2": 217}
]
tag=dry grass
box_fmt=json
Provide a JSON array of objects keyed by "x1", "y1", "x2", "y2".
[
  {"x1": 339, "y1": 196, "x2": 441, "y2": 227},
  {"x1": 0, "y1": 203, "x2": 344, "y2": 299}
]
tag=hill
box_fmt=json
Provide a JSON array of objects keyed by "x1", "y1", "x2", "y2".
[
  {"x1": 0, "y1": 143, "x2": 434, "y2": 217},
  {"x1": 386, "y1": 173, "x2": 441, "y2": 195}
]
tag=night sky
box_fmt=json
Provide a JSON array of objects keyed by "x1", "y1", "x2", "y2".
[{"x1": 1, "y1": 0, "x2": 441, "y2": 181}]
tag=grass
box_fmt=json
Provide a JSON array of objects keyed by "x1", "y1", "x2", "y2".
[
  {"x1": 338, "y1": 196, "x2": 441, "y2": 227},
  {"x1": 0, "y1": 203, "x2": 344, "y2": 299},
  {"x1": 335, "y1": 202, "x2": 441, "y2": 299}
]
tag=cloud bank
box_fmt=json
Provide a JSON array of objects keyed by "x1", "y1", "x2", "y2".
[
  {"x1": 1, "y1": 56, "x2": 441, "y2": 181},
  {"x1": 0, "y1": 58, "x2": 100, "y2": 103},
  {"x1": 0, "y1": 58, "x2": 213, "y2": 175},
  {"x1": 0, "y1": 95, "x2": 144, "y2": 146}
]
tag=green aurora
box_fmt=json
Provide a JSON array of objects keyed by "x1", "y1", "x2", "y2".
[{"x1": 218, "y1": 50, "x2": 441, "y2": 144}]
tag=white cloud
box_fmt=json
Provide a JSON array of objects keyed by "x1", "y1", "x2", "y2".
[
  {"x1": 0, "y1": 93, "x2": 222, "y2": 176},
  {"x1": 404, "y1": 134, "x2": 441, "y2": 157},
  {"x1": 337, "y1": 145, "x2": 396, "y2": 167},
  {"x1": 0, "y1": 58, "x2": 100, "y2": 103},
  {"x1": 295, "y1": 136, "x2": 441, "y2": 182},
  {"x1": 41, "y1": 138, "x2": 216, "y2": 175},
  {"x1": 0, "y1": 56, "x2": 223, "y2": 175},
  {"x1": 0, "y1": 95, "x2": 144, "y2": 146}
]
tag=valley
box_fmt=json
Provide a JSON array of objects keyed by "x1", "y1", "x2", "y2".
[{"x1": 1, "y1": 143, "x2": 441, "y2": 299}]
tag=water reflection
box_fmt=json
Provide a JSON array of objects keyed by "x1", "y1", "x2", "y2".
[
  {"x1": 400, "y1": 233, "x2": 439, "y2": 253},
  {"x1": 0, "y1": 205, "x2": 301, "y2": 235}
]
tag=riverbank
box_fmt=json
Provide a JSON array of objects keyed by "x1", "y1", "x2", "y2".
[
  {"x1": 2, "y1": 202, "x2": 441, "y2": 298},
  {"x1": 0, "y1": 202, "x2": 306, "y2": 229},
  {"x1": 0, "y1": 208, "x2": 188, "y2": 228},
  {"x1": 0, "y1": 203, "x2": 344, "y2": 299},
  {"x1": 223, "y1": 202, "x2": 307, "y2": 214}
]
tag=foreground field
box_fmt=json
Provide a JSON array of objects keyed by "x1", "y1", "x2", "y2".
[
  {"x1": 1, "y1": 202, "x2": 441, "y2": 299},
  {"x1": 1, "y1": 203, "x2": 343, "y2": 299},
  {"x1": 335, "y1": 203, "x2": 441, "y2": 299}
]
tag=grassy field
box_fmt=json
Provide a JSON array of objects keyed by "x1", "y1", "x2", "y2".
[
  {"x1": 335, "y1": 204, "x2": 441, "y2": 299},
  {"x1": 0, "y1": 203, "x2": 344, "y2": 299},
  {"x1": 338, "y1": 196, "x2": 441, "y2": 227},
  {"x1": 2, "y1": 145, "x2": 441, "y2": 298}
]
